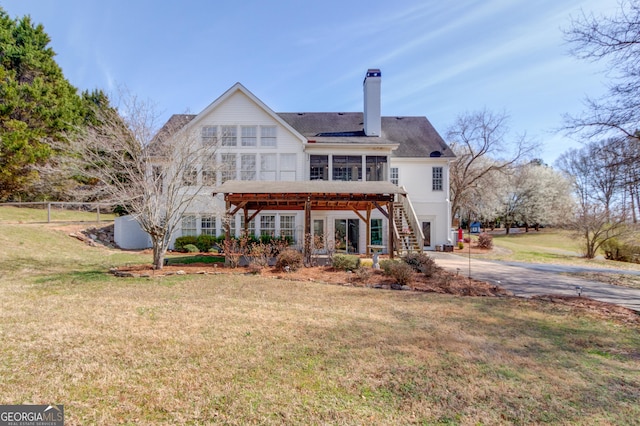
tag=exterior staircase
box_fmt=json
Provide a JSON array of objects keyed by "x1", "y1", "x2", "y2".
[{"x1": 393, "y1": 196, "x2": 423, "y2": 255}]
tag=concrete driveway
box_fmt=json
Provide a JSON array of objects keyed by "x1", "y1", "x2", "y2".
[{"x1": 429, "y1": 252, "x2": 640, "y2": 312}]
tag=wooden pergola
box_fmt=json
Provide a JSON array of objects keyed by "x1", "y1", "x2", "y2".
[{"x1": 213, "y1": 180, "x2": 407, "y2": 262}]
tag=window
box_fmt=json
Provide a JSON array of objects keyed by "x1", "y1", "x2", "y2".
[
  {"x1": 371, "y1": 219, "x2": 383, "y2": 246},
  {"x1": 333, "y1": 155, "x2": 362, "y2": 181},
  {"x1": 241, "y1": 126, "x2": 257, "y2": 147},
  {"x1": 280, "y1": 154, "x2": 296, "y2": 181},
  {"x1": 226, "y1": 215, "x2": 237, "y2": 237},
  {"x1": 201, "y1": 216, "x2": 216, "y2": 236},
  {"x1": 261, "y1": 126, "x2": 277, "y2": 147},
  {"x1": 261, "y1": 153, "x2": 277, "y2": 180},
  {"x1": 280, "y1": 215, "x2": 296, "y2": 241},
  {"x1": 313, "y1": 219, "x2": 325, "y2": 249},
  {"x1": 390, "y1": 167, "x2": 399, "y2": 185},
  {"x1": 432, "y1": 166, "x2": 443, "y2": 191},
  {"x1": 181, "y1": 215, "x2": 197, "y2": 236},
  {"x1": 239, "y1": 214, "x2": 256, "y2": 238},
  {"x1": 202, "y1": 126, "x2": 217, "y2": 146},
  {"x1": 220, "y1": 153, "x2": 236, "y2": 183},
  {"x1": 260, "y1": 215, "x2": 276, "y2": 237},
  {"x1": 366, "y1": 156, "x2": 387, "y2": 181},
  {"x1": 182, "y1": 166, "x2": 197, "y2": 186},
  {"x1": 221, "y1": 125, "x2": 237, "y2": 146},
  {"x1": 310, "y1": 155, "x2": 328, "y2": 180},
  {"x1": 202, "y1": 167, "x2": 216, "y2": 186},
  {"x1": 241, "y1": 154, "x2": 256, "y2": 180}
]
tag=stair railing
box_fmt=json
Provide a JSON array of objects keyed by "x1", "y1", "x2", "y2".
[{"x1": 399, "y1": 187, "x2": 424, "y2": 250}]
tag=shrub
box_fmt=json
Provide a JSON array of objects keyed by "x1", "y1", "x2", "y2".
[
  {"x1": 477, "y1": 232, "x2": 493, "y2": 249},
  {"x1": 380, "y1": 259, "x2": 402, "y2": 275},
  {"x1": 601, "y1": 238, "x2": 640, "y2": 263},
  {"x1": 332, "y1": 254, "x2": 360, "y2": 271},
  {"x1": 353, "y1": 267, "x2": 372, "y2": 282},
  {"x1": 402, "y1": 252, "x2": 438, "y2": 277},
  {"x1": 196, "y1": 234, "x2": 218, "y2": 252},
  {"x1": 383, "y1": 261, "x2": 414, "y2": 285},
  {"x1": 174, "y1": 236, "x2": 198, "y2": 252},
  {"x1": 183, "y1": 244, "x2": 199, "y2": 253},
  {"x1": 275, "y1": 249, "x2": 304, "y2": 272}
]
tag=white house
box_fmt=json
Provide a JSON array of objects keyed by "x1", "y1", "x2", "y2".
[{"x1": 115, "y1": 69, "x2": 455, "y2": 255}]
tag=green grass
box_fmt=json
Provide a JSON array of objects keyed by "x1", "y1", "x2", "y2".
[
  {"x1": 476, "y1": 228, "x2": 640, "y2": 271},
  {"x1": 1, "y1": 207, "x2": 639, "y2": 424}
]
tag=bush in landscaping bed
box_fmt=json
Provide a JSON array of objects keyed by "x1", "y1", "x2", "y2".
[
  {"x1": 332, "y1": 254, "x2": 360, "y2": 271},
  {"x1": 174, "y1": 236, "x2": 198, "y2": 252},
  {"x1": 380, "y1": 260, "x2": 413, "y2": 285},
  {"x1": 196, "y1": 234, "x2": 218, "y2": 253},
  {"x1": 477, "y1": 232, "x2": 493, "y2": 249},
  {"x1": 275, "y1": 249, "x2": 304, "y2": 272},
  {"x1": 402, "y1": 252, "x2": 438, "y2": 277},
  {"x1": 183, "y1": 244, "x2": 199, "y2": 253}
]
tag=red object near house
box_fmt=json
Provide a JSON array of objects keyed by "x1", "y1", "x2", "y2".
[{"x1": 458, "y1": 228, "x2": 463, "y2": 242}]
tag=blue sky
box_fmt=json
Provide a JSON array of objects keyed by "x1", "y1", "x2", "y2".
[{"x1": 2, "y1": 0, "x2": 619, "y2": 163}]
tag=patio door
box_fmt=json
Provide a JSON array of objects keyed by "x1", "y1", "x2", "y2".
[{"x1": 335, "y1": 219, "x2": 359, "y2": 253}]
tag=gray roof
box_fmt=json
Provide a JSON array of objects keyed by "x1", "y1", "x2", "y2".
[
  {"x1": 156, "y1": 109, "x2": 454, "y2": 159},
  {"x1": 213, "y1": 180, "x2": 406, "y2": 195},
  {"x1": 278, "y1": 112, "x2": 454, "y2": 158}
]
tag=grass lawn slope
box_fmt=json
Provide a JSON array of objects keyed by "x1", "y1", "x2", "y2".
[{"x1": 1, "y1": 207, "x2": 639, "y2": 425}]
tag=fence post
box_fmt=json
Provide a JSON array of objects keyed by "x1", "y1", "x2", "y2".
[{"x1": 47, "y1": 202, "x2": 51, "y2": 223}]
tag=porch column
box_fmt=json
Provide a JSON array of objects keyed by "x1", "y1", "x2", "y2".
[
  {"x1": 304, "y1": 197, "x2": 311, "y2": 266},
  {"x1": 388, "y1": 200, "x2": 395, "y2": 259}
]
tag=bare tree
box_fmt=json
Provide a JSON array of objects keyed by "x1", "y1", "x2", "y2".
[
  {"x1": 563, "y1": 0, "x2": 640, "y2": 142},
  {"x1": 447, "y1": 109, "x2": 536, "y2": 224},
  {"x1": 556, "y1": 142, "x2": 631, "y2": 258},
  {"x1": 64, "y1": 89, "x2": 221, "y2": 269}
]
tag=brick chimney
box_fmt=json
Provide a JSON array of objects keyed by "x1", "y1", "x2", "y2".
[{"x1": 363, "y1": 69, "x2": 381, "y2": 137}]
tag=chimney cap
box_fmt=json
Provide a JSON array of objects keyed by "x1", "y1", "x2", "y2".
[{"x1": 366, "y1": 69, "x2": 381, "y2": 78}]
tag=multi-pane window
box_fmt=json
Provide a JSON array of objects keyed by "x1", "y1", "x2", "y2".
[
  {"x1": 366, "y1": 156, "x2": 387, "y2": 181},
  {"x1": 432, "y1": 166, "x2": 443, "y2": 191},
  {"x1": 182, "y1": 166, "x2": 197, "y2": 186},
  {"x1": 333, "y1": 155, "x2": 361, "y2": 181},
  {"x1": 220, "y1": 153, "x2": 237, "y2": 183},
  {"x1": 201, "y1": 216, "x2": 216, "y2": 236},
  {"x1": 261, "y1": 153, "x2": 277, "y2": 180},
  {"x1": 390, "y1": 167, "x2": 399, "y2": 185},
  {"x1": 202, "y1": 126, "x2": 217, "y2": 146},
  {"x1": 221, "y1": 125, "x2": 237, "y2": 146},
  {"x1": 280, "y1": 215, "x2": 296, "y2": 241},
  {"x1": 240, "y1": 154, "x2": 256, "y2": 180},
  {"x1": 239, "y1": 214, "x2": 256, "y2": 238},
  {"x1": 241, "y1": 126, "x2": 257, "y2": 147},
  {"x1": 181, "y1": 215, "x2": 197, "y2": 236},
  {"x1": 280, "y1": 154, "x2": 296, "y2": 181},
  {"x1": 310, "y1": 155, "x2": 328, "y2": 180},
  {"x1": 261, "y1": 126, "x2": 277, "y2": 147},
  {"x1": 202, "y1": 167, "x2": 216, "y2": 186},
  {"x1": 260, "y1": 215, "x2": 276, "y2": 237},
  {"x1": 226, "y1": 215, "x2": 237, "y2": 237}
]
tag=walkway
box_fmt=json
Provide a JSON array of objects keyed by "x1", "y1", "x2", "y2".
[{"x1": 429, "y1": 252, "x2": 640, "y2": 312}]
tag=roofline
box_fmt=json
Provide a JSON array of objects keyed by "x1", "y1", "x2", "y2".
[{"x1": 181, "y1": 83, "x2": 308, "y2": 142}]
